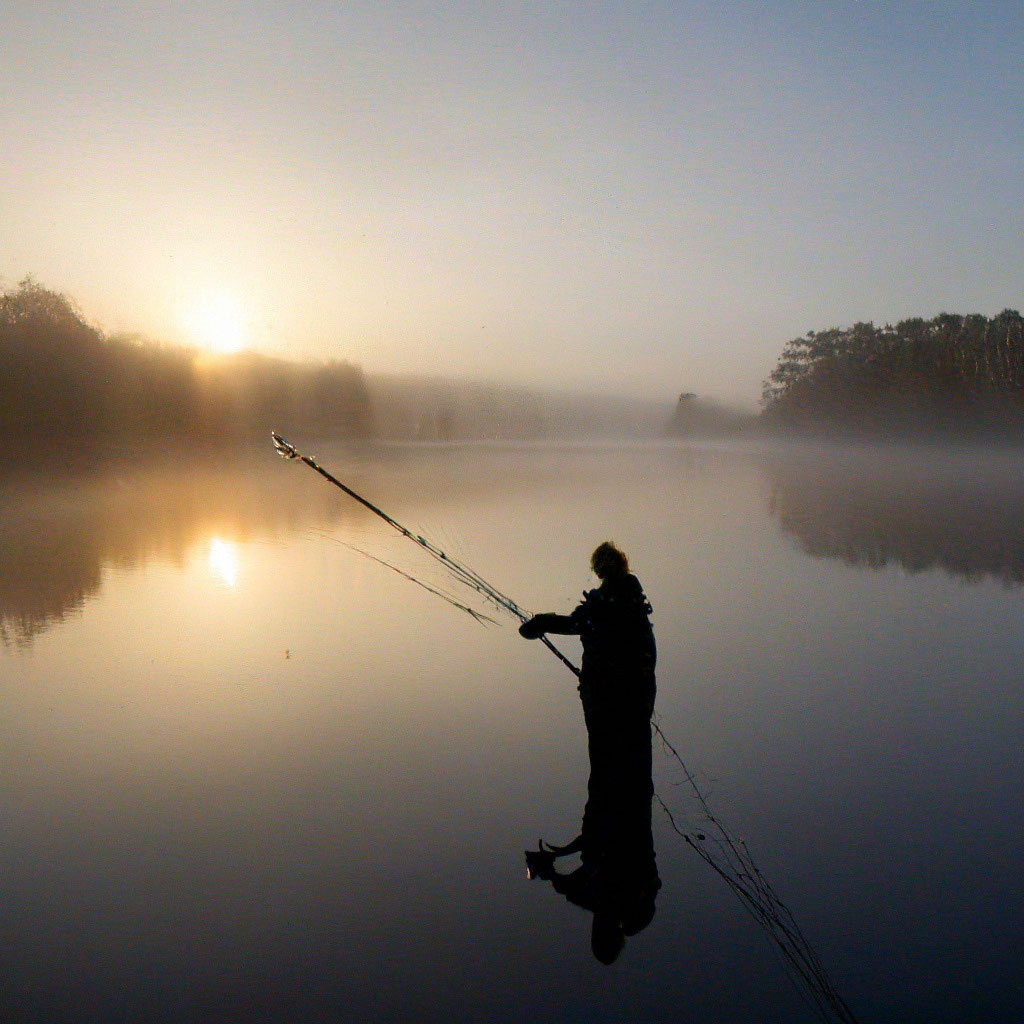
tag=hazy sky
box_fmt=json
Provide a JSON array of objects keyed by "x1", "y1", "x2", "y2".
[{"x1": 3, "y1": 1, "x2": 1022, "y2": 404}]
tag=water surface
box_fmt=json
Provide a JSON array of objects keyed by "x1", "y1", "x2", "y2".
[{"x1": 3, "y1": 441, "x2": 1023, "y2": 1022}]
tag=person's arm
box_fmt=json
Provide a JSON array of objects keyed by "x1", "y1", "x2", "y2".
[{"x1": 519, "y1": 612, "x2": 579, "y2": 638}]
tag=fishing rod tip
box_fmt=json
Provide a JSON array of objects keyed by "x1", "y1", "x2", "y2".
[{"x1": 272, "y1": 431, "x2": 299, "y2": 459}]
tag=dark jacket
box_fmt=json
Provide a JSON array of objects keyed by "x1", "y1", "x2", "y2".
[{"x1": 526, "y1": 572, "x2": 656, "y2": 716}]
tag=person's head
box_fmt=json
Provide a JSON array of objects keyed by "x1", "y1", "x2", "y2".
[
  {"x1": 620, "y1": 896, "x2": 657, "y2": 937},
  {"x1": 591, "y1": 541, "x2": 629, "y2": 580},
  {"x1": 591, "y1": 912, "x2": 626, "y2": 965}
]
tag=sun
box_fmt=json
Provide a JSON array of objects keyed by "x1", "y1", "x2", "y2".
[{"x1": 184, "y1": 293, "x2": 246, "y2": 354}]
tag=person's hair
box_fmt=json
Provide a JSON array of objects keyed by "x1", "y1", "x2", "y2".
[
  {"x1": 591, "y1": 913, "x2": 625, "y2": 965},
  {"x1": 590, "y1": 541, "x2": 629, "y2": 579}
]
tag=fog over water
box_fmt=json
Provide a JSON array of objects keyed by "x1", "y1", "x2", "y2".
[{"x1": 2, "y1": 441, "x2": 1023, "y2": 1022}]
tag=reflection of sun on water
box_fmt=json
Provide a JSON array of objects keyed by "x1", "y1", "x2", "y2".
[{"x1": 208, "y1": 538, "x2": 239, "y2": 586}]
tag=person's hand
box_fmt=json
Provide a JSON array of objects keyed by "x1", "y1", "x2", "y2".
[
  {"x1": 525, "y1": 847, "x2": 556, "y2": 880},
  {"x1": 519, "y1": 617, "x2": 543, "y2": 639}
]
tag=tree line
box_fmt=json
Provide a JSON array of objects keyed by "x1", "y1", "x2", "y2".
[
  {"x1": 0, "y1": 278, "x2": 373, "y2": 443},
  {"x1": 761, "y1": 310, "x2": 1024, "y2": 436},
  {"x1": 2, "y1": 278, "x2": 677, "y2": 446}
]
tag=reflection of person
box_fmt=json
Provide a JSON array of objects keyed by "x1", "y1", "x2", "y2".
[
  {"x1": 520, "y1": 542, "x2": 659, "y2": 963},
  {"x1": 524, "y1": 744, "x2": 661, "y2": 964}
]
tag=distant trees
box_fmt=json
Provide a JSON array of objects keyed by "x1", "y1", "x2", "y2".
[
  {"x1": 1, "y1": 277, "x2": 110, "y2": 437},
  {"x1": 1, "y1": 276, "x2": 678, "y2": 446},
  {"x1": 0, "y1": 278, "x2": 374, "y2": 443},
  {"x1": 761, "y1": 311, "x2": 1024, "y2": 436},
  {"x1": 664, "y1": 392, "x2": 753, "y2": 437},
  {"x1": 190, "y1": 352, "x2": 374, "y2": 441}
]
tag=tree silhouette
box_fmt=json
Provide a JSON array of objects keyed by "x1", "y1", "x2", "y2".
[
  {"x1": 761, "y1": 311, "x2": 1024, "y2": 436},
  {"x1": 0, "y1": 278, "x2": 374, "y2": 444}
]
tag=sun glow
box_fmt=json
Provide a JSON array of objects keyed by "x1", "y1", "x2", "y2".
[
  {"x1": 208, "y1": 537, "x2": 239, "y2": 587},
  {"x1": 184, "y1": 293, "x2": 246, "y2": 354}
]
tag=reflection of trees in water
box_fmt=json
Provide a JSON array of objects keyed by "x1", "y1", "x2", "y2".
[
  {"x1": 0, "y1": 452, "x2": 356, "y2": 646},
  {"x1": 766, "y1": 450, "x2": 1024, "y2": 586}
]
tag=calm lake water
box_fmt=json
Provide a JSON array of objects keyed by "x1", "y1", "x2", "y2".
[{"x1": 2, "y1": 440, "x2": 1023, "y2": 1023}]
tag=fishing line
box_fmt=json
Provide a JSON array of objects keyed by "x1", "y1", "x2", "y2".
[
  {"x1": 306, "y1": 527, "x2": 498, "y2": 625},
  {"x1": 273, "y1": 432, "x2": 858, "y2": 1023},
  {"x1": 273, "y1": 432, "x2": 579, "y2": 674}
]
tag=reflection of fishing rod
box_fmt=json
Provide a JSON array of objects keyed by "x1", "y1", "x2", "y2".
[
  {"x1": 272, "y1": 432, "x2": 579, "y2": 675},
  {"x1": 272, "y1": 432, "x2": 857, "y2": 1024}
]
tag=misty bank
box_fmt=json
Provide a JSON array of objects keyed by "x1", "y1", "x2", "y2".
[
  {"x1": 6, "y1": 279, "x2": 1024, "y2": 446},
  {"x1": 1, "y1": 279, "x2": 674, "y2": 446}
]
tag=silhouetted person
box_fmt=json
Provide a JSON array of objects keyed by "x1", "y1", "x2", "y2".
[
  {"x1": 519, "y1": 541, "x2": 656, "y2": 782},
  {"x1": 521, "y1": 542, "x2": 659, "y2": 962}
]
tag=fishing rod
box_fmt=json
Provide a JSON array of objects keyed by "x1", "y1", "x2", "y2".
[
  {"x1": 272, "y1": 432, "x2": 580, "y2": 675},
  {"x1": 272, "y1": 431, "x2": 858, "y2": 1024}
]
